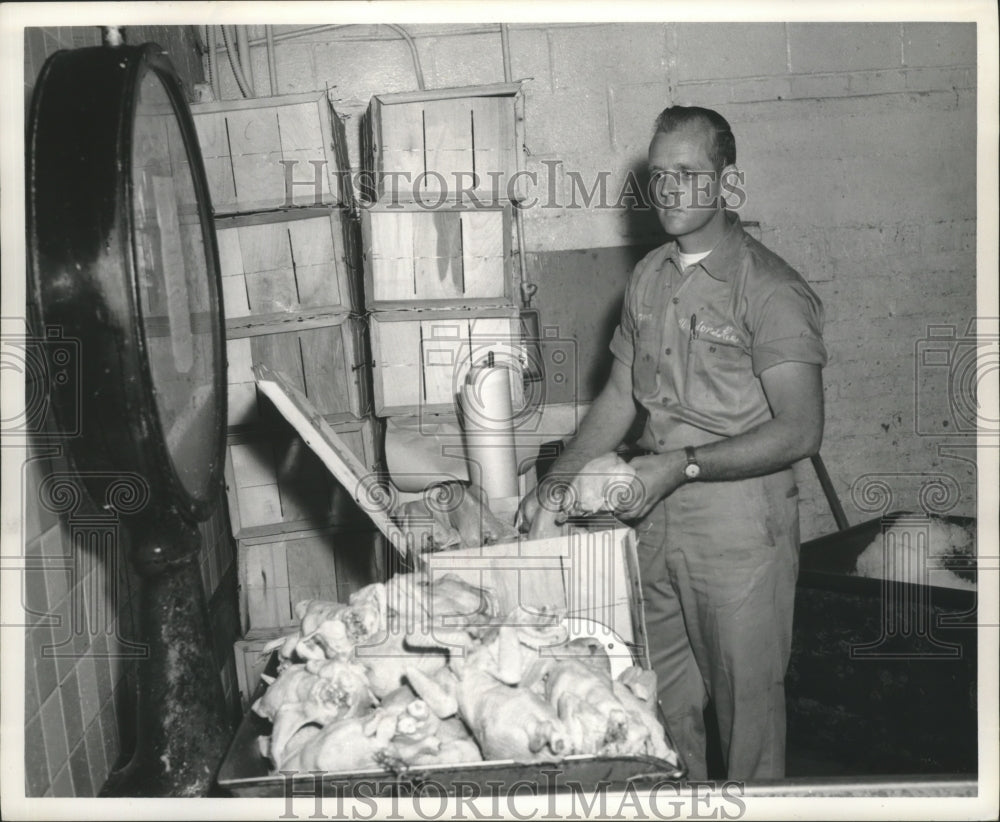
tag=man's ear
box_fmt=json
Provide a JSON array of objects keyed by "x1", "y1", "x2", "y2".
[{"x1": 720, "y1": 163, "x2": 746, "y2": 210}]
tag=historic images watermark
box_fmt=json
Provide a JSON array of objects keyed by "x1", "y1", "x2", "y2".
[
  {"x1": 276, "y1": 771, "x2": 747, "y2": 820},
  {"x1": 281, "y1": 158, "x2": 748, "y2": 212}
]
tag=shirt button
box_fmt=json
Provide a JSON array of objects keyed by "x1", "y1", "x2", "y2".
[
  {"x1": 672, "y1": 297, "x2": 679, "y2": 304},
  {"x1": 658, "y1": 439, "x2": 665, "y2": 446},
  {"x1": 664, "y1": 347, "x2": 671, "y2": 355},
  {"x1": 661, "y1": 397, "x2": 669, "y2": 405},
  {"x1": 709, "y1": 345, "x2": 717, "y2": 353},
  {"x1": 644, "y1": 353, "x2": 652, "y2": 362}
]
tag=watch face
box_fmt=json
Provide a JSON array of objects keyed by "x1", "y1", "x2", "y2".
[
  {"x1": 131, "y1": 69, "x2": 220, "y2": 501},
  {"x1": 684, "y1": 463, "x2": 700, "y2": 479}
]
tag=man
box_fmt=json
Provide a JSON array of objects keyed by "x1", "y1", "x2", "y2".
[{"x1": 518, "y1": 106, "x2": 826, "y2": 780}]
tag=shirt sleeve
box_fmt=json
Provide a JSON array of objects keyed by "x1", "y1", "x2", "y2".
[
  {"x1": 748, "y1": 278, "x2": 827, "y2": 376},
  {"x1": 609, "y1": 270, "x2": 638, "y2": 367}
]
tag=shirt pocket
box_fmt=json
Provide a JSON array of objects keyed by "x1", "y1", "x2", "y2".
[
  {"x1": 632, "y1": 310, "x2": 662, "y2": 400},
  {"x1": 683, "y1": 337, "x2": 752, "y2": 411}
]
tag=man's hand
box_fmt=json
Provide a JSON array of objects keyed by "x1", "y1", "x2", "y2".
[
  {"x1": 618, "y1": 451, "x2": 687, "y2": 521},
  {"x1": 516, "y1": 481, "x2": 565, "y2": 539}
]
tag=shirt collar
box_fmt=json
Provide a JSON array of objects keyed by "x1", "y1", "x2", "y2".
[{"x1": 665, "y1": 211, "x2": 745, "y2": 283}]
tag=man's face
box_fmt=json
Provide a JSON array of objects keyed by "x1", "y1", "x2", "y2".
[{"x1": 648, "y1": 127, "x2": 725, "y2": 241}]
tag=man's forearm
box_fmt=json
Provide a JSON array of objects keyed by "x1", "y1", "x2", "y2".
[
  {"x1": 694, "y1": 415, "x2": 820, "y2": 480},
  {"x1": 543, "y1": 377, "x2": 636, "y2": 485},
  {"x1": 634, "y1": 414, "x2": 820, "y2": 510}
]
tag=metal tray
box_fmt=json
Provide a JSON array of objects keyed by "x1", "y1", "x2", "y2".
[
  {"x1": 798, "y1": 511, "x2": 977, "y2": 610},
  {"x1": 787, "y1": 511, "x2": 978, "y2": 775},
  {"x1": 217, "y1": 707, "x2": 685, "y2": 797}
]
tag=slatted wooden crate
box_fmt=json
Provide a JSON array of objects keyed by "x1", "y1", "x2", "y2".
[
  {"x1": 238, "y1": 526, "x2": 384, "y2": 632},
  {"x1": 224, "y1": 415, "x2": 380, "y2": 539},
  {"x1": 192, "y1": 91, "x2": 345, "y2": 213},
  {"x1": 364, "y1": 83, "x2": 522, "y2": 203},
  {"x1": 369, "y1": 308, "x2": 524, "y2": 417},
  {"x1": 226, "y1": 313, "x2": 370, "y2": 429},
  {"x1": 423, "y1": 524, "x2": 645, "y2": 656},
  {"x1": 234, "y1": 628, "x2": 286, "y2": 710},
  {"x1": 216, "y1": 208, "x2": 361, "y2": 321},
  {"x1": 360, "y1": 203, "x2": 512, "y2": 309}
]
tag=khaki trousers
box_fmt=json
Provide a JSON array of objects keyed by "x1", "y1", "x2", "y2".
[{"x1": 636, "y1": 468, "x2": 800, "y2": 780}]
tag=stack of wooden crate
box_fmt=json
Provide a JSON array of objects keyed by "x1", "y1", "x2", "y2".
[
  {"x1": 191, "y1": 92, "x2": 385, "y2": 705},
  {"x1": 360, "y1": 84, "x2": 527, "y2": 418}
]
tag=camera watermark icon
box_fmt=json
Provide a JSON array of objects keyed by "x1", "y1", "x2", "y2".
[
  {"x1": 914, "y1": 317, "x2": 999, "y2": 437},
  {"x1": 414, "y1": 322, "x2": 579, "y2": 439},
  {"x1": 0, "y1": 323, "x2": 81, "y2": 439}
]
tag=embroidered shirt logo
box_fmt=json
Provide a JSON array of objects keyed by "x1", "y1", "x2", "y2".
[{"x1": 679, "y1": 315, "x2": 743, "y2": 346}]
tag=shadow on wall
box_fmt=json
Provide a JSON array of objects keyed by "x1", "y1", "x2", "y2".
[{"x1": 525, "y1": 155, "x2": 662, "y2": 408}]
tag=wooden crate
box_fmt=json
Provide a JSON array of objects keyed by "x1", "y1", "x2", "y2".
[
  {"x1": 192, "y1": 91, "x2": 345, "y2": 213},
  {"x1": 224, "y1": 416, "x2": 380, "y2": 539},
  {"x1": 361, "y1": 203, "x2": 513, "y2": 309},
  {"x1": 369, "y1": 308, "x2": 524, "y2": 417},
  {"x1": 422, "y1": 525, "x2": 646, "y2": 662},
  {"x1": 225, "y1": 313, "x2": 370, "y2": 429},
  {"x1": 364, "y1": 83, "x2": 522, "y2": 203},
  {"x1": 234, "y1": 628, "x2": 286, "y2": 711},
  {"x1": 216, "y1": 208, "x2": 361, "y2": 320},
  {"x1": 238, "y1": 526, "x2": 384, "y2": 632}
]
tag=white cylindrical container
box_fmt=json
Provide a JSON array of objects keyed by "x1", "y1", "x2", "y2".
[{"x1": 461, "y1": 363, "x2": 519, "y2": 502}]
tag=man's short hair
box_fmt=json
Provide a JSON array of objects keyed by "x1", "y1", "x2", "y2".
[{"x1": 653, "y1": 106, "x2": 736, "y2": 171}]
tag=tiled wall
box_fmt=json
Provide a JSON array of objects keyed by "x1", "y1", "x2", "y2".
[
  {"x1": 202, "y1": 22, "x2": 978, "y2": 540},
  {"x1": 21, "y1": 25, "x2": 241, "y2": 798}
]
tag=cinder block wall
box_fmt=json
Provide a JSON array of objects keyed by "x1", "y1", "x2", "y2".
[
  {"x1": 22, "y1": 26, "x2": 240, "y2": 798},
  {"x1": 205, "y1": 22, "x2": 978, "y2": 540}
]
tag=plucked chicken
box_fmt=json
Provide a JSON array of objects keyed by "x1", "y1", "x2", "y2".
[
  {"x1": 252, "y1": 572, "x2": 678, "y2": 774},
  {"x1": 853, "y1": 515, "x2": 977, "y2": 590}
]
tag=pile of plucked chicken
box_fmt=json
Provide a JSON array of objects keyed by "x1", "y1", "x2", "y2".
[{"x1": 252, "y1": 572, "x2": 678, "y2": 774}]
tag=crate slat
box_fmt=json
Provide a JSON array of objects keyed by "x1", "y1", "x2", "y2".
[
  {"x1": 225, "y1": 314, "x2": 368, "y2": 429},
  {"x1": 422, "y1": 98, "x2": 474, "y2": 197},
  {"x1": 424, "y1": 526, "x2": 643, "y2": 650},
  {"x1": 370, "y1": 308, "x2": 523, "y2": 417},
  {"x1": 237, "y1": 527, "x2": 384, "y2": 632},
  {"x1": 192, "y1": 91, "x2": 345, "y2": 213},
  {"x1": 224, "y1": 416, "x2": 380, "y2": 540},
  {"x1": 371, "y1": 318, "x2": 422, "y2": 411},
  {"x1": 217, "y1": 212, "x2": 356, "y2": 319},
  {"x1": 366, "y1": 84, "x2": 521, "y2": 204},
  {"x1": 362, "y1": 204, "x2": 513, "y2": 310},
  {"x1": 470, "y1": 96, "x2": 515, "y2": 194},
  {"x1": 233, "y1": 629, "x2": 287, "y2": 711},
  {"x1": 460, "y1": 210, "x2": 506, "y2": 298},
  {"x1": 420, "y1": 316, "x2": 471, "y2": 407}
]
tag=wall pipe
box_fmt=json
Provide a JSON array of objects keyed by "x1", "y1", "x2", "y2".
[
  {"x1": 500, "y1": 23, "x2": 513, "y2": 83},
  {"x1": 221, "y1": 25, "x2": 254, "y2": 98},
  {"x1": 208, "y1": 24, "x2": 426, "y2": 91},
  {"x1": 265, "y1": 25, "x2": 279, "y2": 95},
  {"x1": 235, "y1": 25, "x2": 255, "y2": 95},
  {"x1": 498, "y1": 24, "x2": 529, "y2": 290},
  {"x1": 383, "y1": 24, "x2": 425, "y2": 90},
  {"x1": 206, "y1": 25, "x2": 221, "y2": 101}
]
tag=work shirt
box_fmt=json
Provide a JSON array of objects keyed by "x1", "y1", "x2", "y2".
[{"x1": 610, "y1": 211, "x2": 826, "y2": 452}]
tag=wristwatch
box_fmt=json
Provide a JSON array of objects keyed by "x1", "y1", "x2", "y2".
[{"x1": 683, "y1": 446, "x2": 701, "y2": 481}]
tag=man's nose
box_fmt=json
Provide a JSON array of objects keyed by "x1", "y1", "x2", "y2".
[{"x1": 654, "y1": 173, "x2": 685, "y2": 207}]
